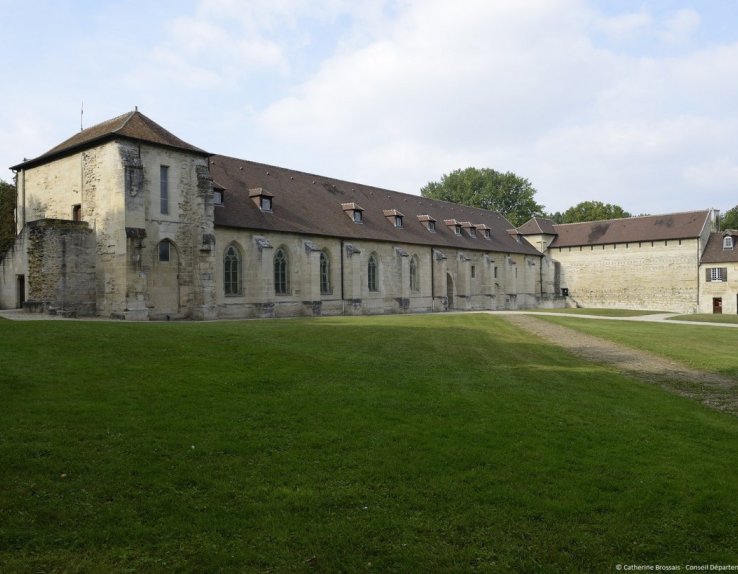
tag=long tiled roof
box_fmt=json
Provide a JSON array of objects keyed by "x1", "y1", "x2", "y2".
[
  {"x1": 210, "y1": 155, "x2": 540, "y2": 255},
  {"x1": 701, "y1": 231, "x2": 738, "y2": 264},
  {"x1": 12, "y1": 111, "x2": 208, "y2": 169},
  {"x1": 550, "y1": 210, "x2": 712, "y2": 247}
]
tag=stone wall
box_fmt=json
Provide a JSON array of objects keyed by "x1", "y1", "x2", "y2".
[
  {"x1": 211, "y1": 227, "x2": 544, "y2": 318},
  {"x1": 123, "y1": 143, "x2": 214, "y2": 320},
  {"x1": 0, "y1": 232, "x2": 26, "y2": 310},
  {"x1": 700, "y1": 263, "x2": 738, "y2": 314},
  {"x1": 22, "y1": 219, "x2": 95, "y2": 315},
  {"x1": 550, "y1": 238, "x2": 702, "y2": 313}
]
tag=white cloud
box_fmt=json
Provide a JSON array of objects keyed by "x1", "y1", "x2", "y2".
[
  {"x1": 595, "y1": 9, "x2": 652, "y2": 40},
  {"x1": 659, "y1": 8, "x2": 701, "y2": 45},
  {"x1": 4, "y1": 0, "x2": 738, "y2": 217}
]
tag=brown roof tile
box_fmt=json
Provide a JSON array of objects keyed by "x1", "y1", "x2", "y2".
[
  {"x1": 12, "y1": 110, "x2": 207, "y2": 169},
  {"x1": 701, "y1": 231, "x2": 738, "y2": 263},
  {"x1": 550, "y1": 210, "x2": 712, "y2": 247},
  {"x1": 518, "y1": 217, "x2": 556, "y2": 235},
  {"x1": 210, "y1": 155, "x2": 540, "y2": 255}
]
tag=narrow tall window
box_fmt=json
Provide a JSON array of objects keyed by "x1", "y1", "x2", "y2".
[
  {"x1": 368, "y1": 254, "x2": 378, "y2": 292},
  {"x1": 72, "y1": 204, "x2": 81, "y2": 222},
  {"x1": 320, "y1": 251, "x2": 331, "y2": 295},
  {"x1": 160, "y1": 165, "x2": 169, "y2": 214},
  {"x1": 158, "y1": 240, "x2": 171, "y2": 262},
  {"x1": 274, "y1": 248, "x2": 289, "y2": 294},
  {"x1": 410, "y1": 256, "x2": 419, "y2": 292},
  {"x1": 224, "y1": 245, "x2": 241, "y2": 296}
]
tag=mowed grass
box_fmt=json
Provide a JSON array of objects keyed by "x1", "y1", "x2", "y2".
[
  {"x1": 2, "y1": 315, "x2": 738, "y2": 573},
  {"x1": 669, "y1": 313, "x2": 738, "y2": 325},
  {"x1": 536, "y1": 315, "x2": 738, "y2": 380},
  {"x1": 526, "y1": 308, "x2": 665, "y2": 317}
]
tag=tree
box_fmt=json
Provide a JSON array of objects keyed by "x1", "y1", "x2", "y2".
[
  {"x1": 558, "y1": 201, "x2": 631, "y2": 224},
  {"x1": 420, "y1": 167, "x2": 544, "y2": 227},
  {"x1": 721, "y1": 205, "x2": 738, "y2": 230},
  {"x1": 0, "y1": 178, "x2": 17, "y2": 256}
]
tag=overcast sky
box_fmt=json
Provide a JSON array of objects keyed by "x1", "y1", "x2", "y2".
[{"x1": 1, "y1": 0, "x2": 737, "y2": 216}]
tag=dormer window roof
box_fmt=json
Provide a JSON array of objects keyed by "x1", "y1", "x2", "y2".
[
  {"x1": 417, "y1": 214, "x2": 437, "y2": 232},
  {"x1": 249, "y1": 187, "x2": 273, "y2": 212},
  {"x1": 444, "y1": 219, "x2": 462, "y2": 235},
  {"x1": 476, "y1": 224, "x2": 492, "y2": 239},
  {"x1": 342, "y1": 202, "x2": 364, "y2": 224},
  {"x1": 384, "y1": 209, "x2": 404, "y2": 228},
  {"x1": 461, "y1": 222, "x2": 476, "y2": 237}
]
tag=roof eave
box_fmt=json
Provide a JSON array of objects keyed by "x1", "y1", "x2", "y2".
[{"x1": 11, "y1": 133, "x2": 210, "y2": 171}]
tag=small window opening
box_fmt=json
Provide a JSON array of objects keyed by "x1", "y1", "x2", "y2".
[
  {"x1": 72, "y1": 204, "x2": 81, "y2": 222},
  {"x1": 159, "y1": 240, "x2": 171, "y2": 262}
]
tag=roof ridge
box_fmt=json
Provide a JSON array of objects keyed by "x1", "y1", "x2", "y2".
[
  {"x1": 553, "y1": 209, "x2": 711, "y2": 227},
  {"x1": 113, "y1": 110, "x2": 138, "y2": 134}
]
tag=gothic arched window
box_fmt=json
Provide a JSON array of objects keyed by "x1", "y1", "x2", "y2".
[
  {"x1": 274, "y1": 248, "x2": 289, "y2": 295},
  {"x1": 224, "y1": 244, "x2": 242, "y2": 296},
  {"x1": 368, "y1": 254, "x2": 378, "y2": 292},
  {"x1": 320, "y1": 251, "x2": 331, "y2": 295},
  {"x1": 410, "y1": 255, "x2": 420, "y2": 292}
]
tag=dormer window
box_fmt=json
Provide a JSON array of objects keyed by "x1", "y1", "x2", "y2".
[
  {"x1": 342, "y1": 202, "x2": 364, "y2": 224},
  {"x1": 383, "y1": 209, "x2": 404, "y2": 228},
  {"x1": 417, "y1": 214, "x2": 437, "y2": 232},
  {"x1": 249, "y1": 187, "x2": 274, "y2": 212},
  {"x1": 444, "y1": 219, "x2": 462, "y2": 235},
  {"x1": 213, "y1": 190, "x2": 224, "y2": 205},
  {"x1": 724, "y1": 236, "x2": 734, "y2": 250},
  {"x1": 477, "y1": 224, "x2": 492, "y2": 239},
  {"x1": 460, "y1": 222, "x2": 477, "y2": 237}
]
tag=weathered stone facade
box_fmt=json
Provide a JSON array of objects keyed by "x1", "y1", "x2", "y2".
[
  {"x1": 550, "y1": 239, "x2": 703, "y2": 313},
  {"x1": 4, "y1": 111, "x2": 731, "y2": 320},
  {"x1": 1, "y1": 111, "x2": 551, "y2": 319},
  {"x1": 699, "y1": 231, "x2": 738, "y2": 314}
]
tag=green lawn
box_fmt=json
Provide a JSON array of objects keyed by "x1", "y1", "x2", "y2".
[
  {"x1": 669, "y1": 313, "x2": 738, "y2": 324},
  {"x1": 525, "y1": 308, "x2": 665, "y2": 317},
  {"x1": 2, "y1": 314, "x2": 738, "y2": 572},
  {"x1": 536, "y1": 315, "x2": 738, "y2": 380}
]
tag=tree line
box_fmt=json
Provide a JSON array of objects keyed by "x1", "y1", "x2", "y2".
[{"x1": 421, "y1": 167, "x2": 738, "y2": 229}]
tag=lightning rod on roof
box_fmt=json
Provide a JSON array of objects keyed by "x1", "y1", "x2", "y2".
[{"x1": 80, "y1": 101, "x2": 84, "y2": 131}]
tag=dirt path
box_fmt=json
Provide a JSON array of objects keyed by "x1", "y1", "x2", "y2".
[{"x1": 502, "y1": 314, "x2": 738, "y2": 417}]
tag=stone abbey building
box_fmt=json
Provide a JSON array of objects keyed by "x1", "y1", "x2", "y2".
[{"x1": 1, "y1": 111, "x2": 736, "y2": 319}]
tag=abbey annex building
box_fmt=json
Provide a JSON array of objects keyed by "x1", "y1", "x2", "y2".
[{"x1": 1, "y1": 111, "x2": 737, "y2": 319}]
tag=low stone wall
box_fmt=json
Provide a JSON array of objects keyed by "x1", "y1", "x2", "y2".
[{"x1": 24, "y1": 219, "x2": 97, "y2": 316}]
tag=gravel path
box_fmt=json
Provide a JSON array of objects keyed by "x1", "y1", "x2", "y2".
[{"x1": 502, "y1": 314, "x2": 738, "y2": 417}]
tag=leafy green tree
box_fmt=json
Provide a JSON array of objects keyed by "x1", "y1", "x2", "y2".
[
  {"x1": 559, "y1": 201, "x2": 631, "y2": 223},
  {"x1": 721, "y1": 205, "x2": 738, "y2": 230},
  {"x1": 0, "y1": 178, "x2": 17, "y2": 256},
  {"x1": 420, "y1": 167, "x2": 544, "y2": 227}
]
